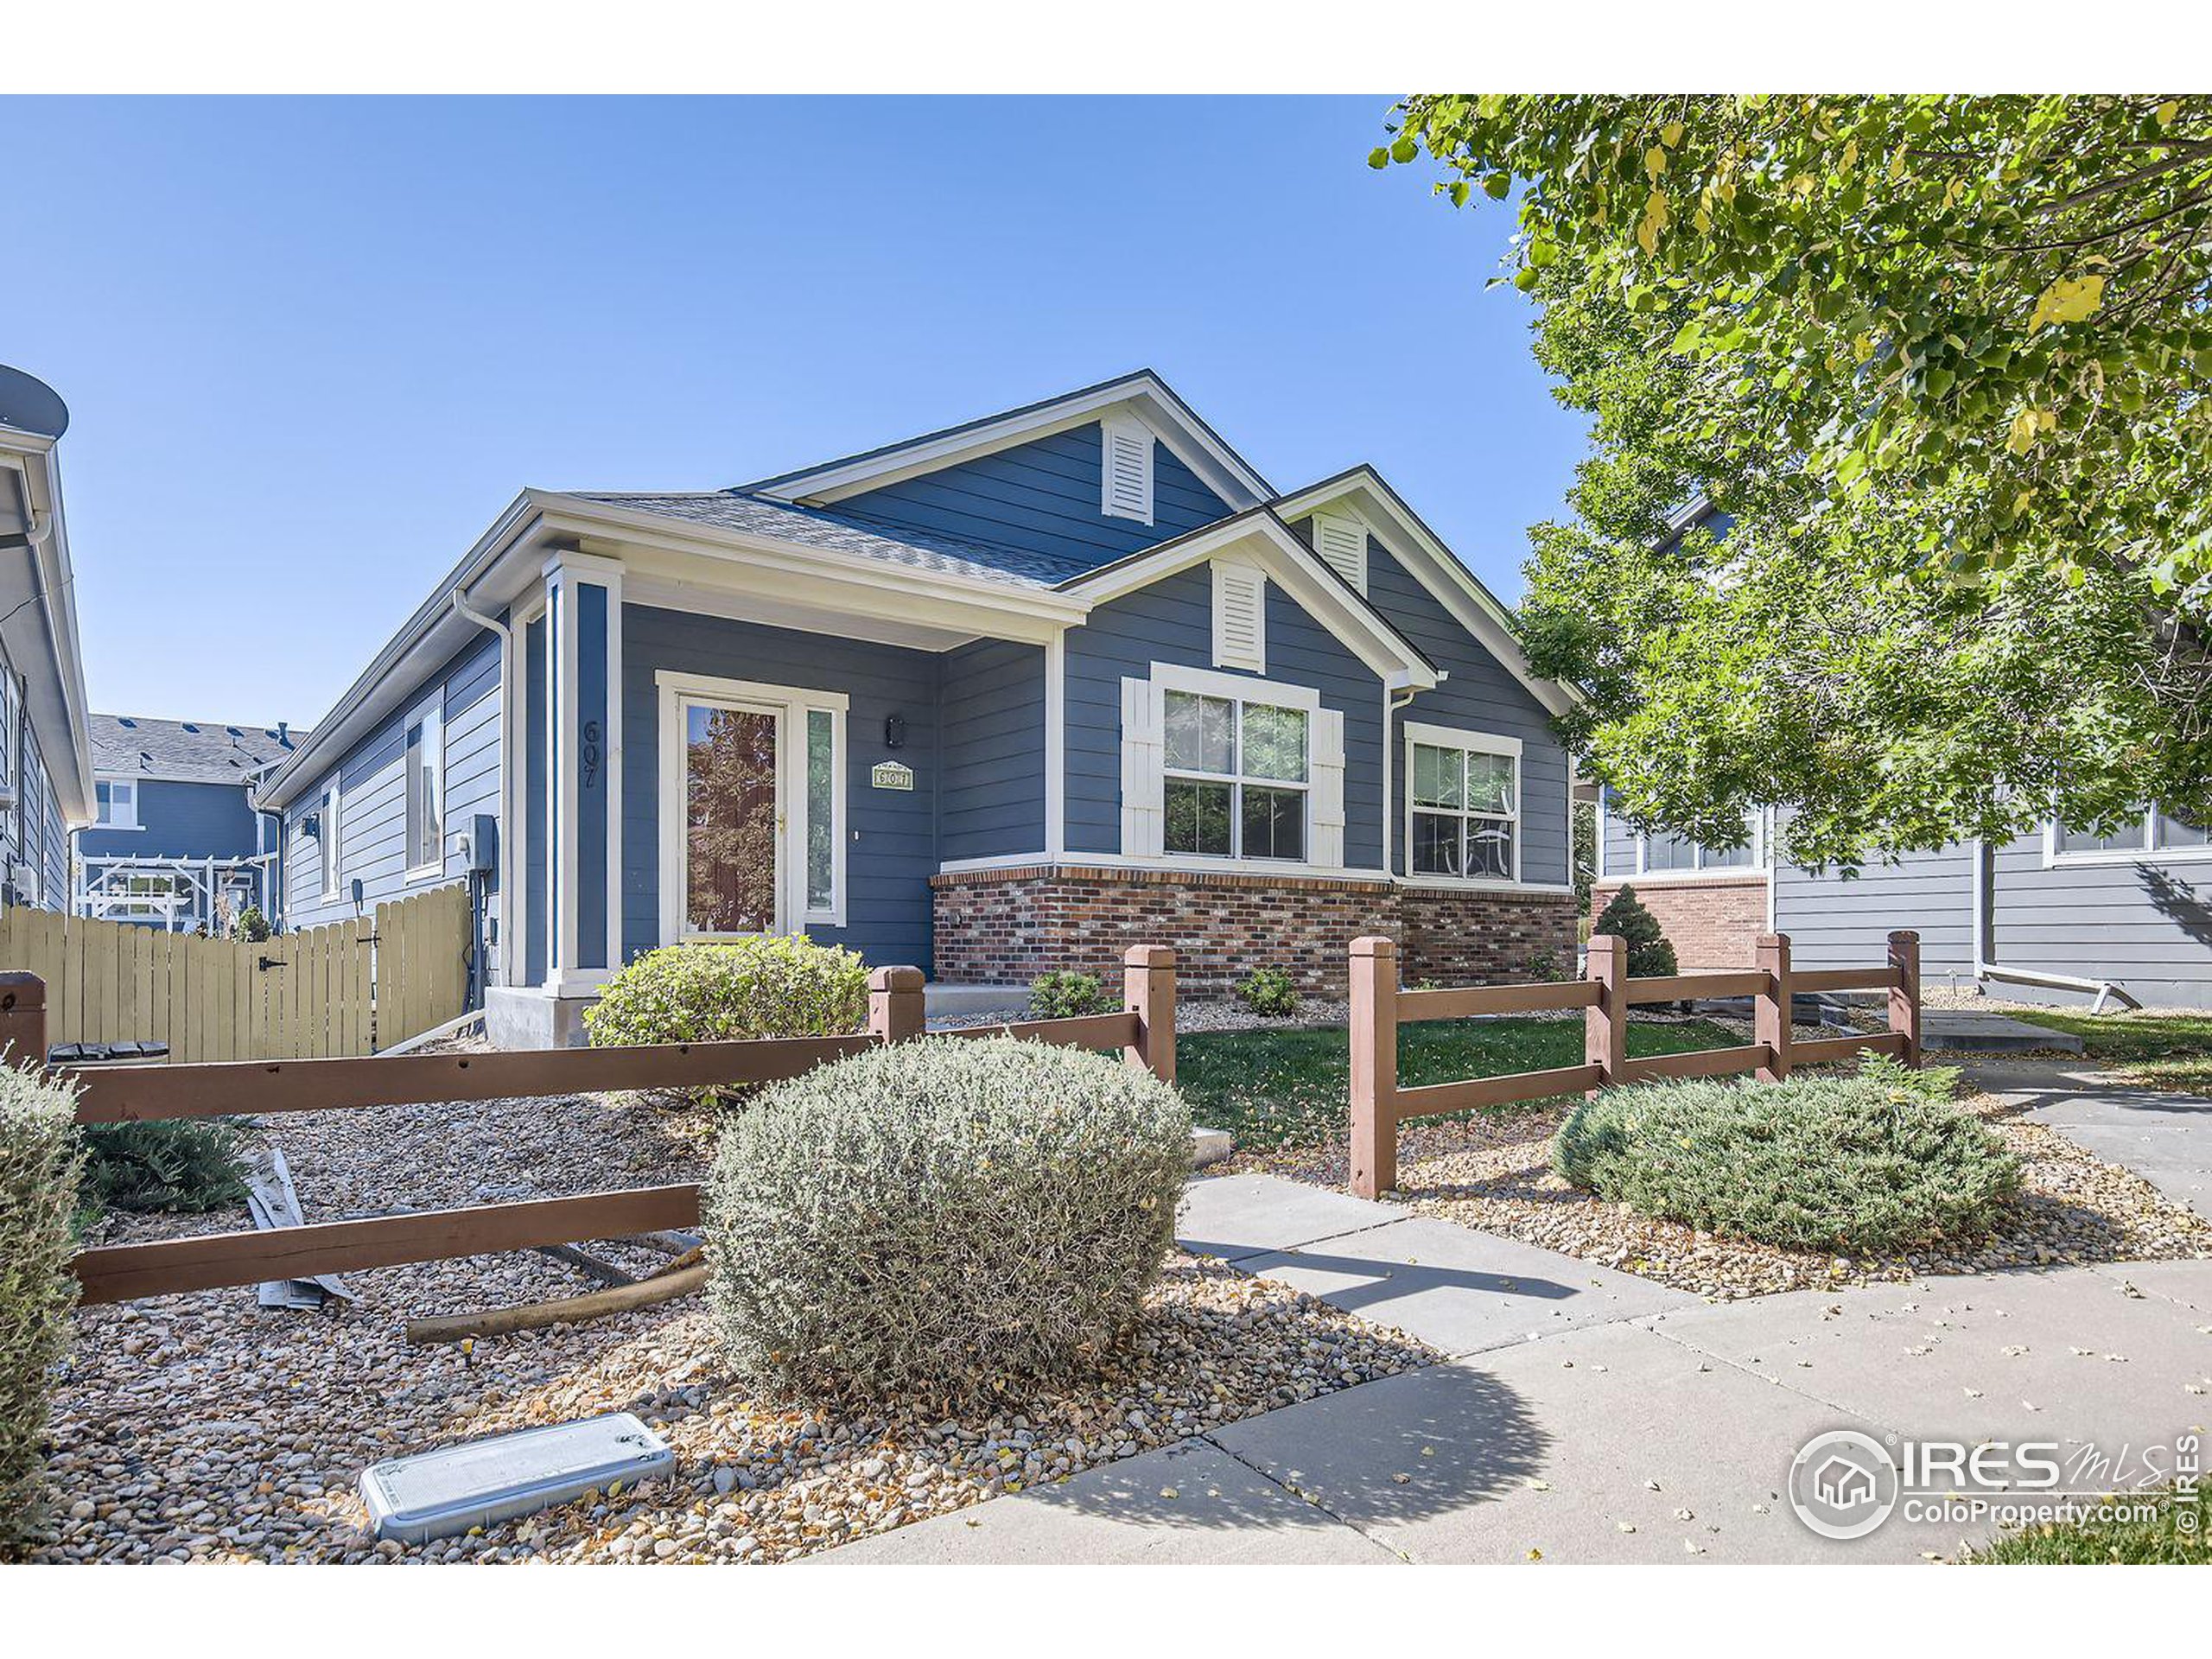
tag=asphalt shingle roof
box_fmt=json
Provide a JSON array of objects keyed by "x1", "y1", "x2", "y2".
[
  {"x1": 90, "y1": 714, "x2": 306, "y2": 785},
  {"x1": 568, "y1": 492, "x2": 1102, "y2": 588}
]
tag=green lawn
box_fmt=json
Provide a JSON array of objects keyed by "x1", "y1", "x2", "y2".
[
  {"x1": 1177, "y1": 1015, "x2": 1743, "y2": 1152},
  {"x1": 2005, "y1": 1007, "x2": 2212, "y2": 1094},
  {"x1": 1962, "y1": 1484, "x2": 2209, "y2": 1565}
]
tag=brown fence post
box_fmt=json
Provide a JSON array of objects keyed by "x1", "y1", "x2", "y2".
[
  {"x1": 1122, "y1": 944, "x2": 1176, "y2": 1084},
  {"x1": 0, "y1": 971, "x2": 47, "y2": 1073},
  {"x1": 867, "y1": 965, "x2": 925, "y2": 1045},
  {"x1": 1349, "y1": 936, "x2": 1398, "y2": 1199},
  {"x1": 1585, "y1": 933, "x2": 1626, "y2": 1095},
  {"x1": 1887, "y1": 930, "x2": 1923, "y2": 1069},
  {"x1": 1755, "y1": 932, "x2": 1792, "y2": 1083}
]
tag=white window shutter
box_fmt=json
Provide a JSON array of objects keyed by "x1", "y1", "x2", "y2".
[
  {"x1": 1312, "y1": 706, "x2": 1346, "y2": 867},
  {"x1": 1211, "y1": 560, "x2": 1266, "y2": 673},
  {"x1": 1120, "y1": 676, "x2": 1164, "y2": 855},
  {"x1": 1313, "y1": 512, "x2": 1369, "y2": 593},
  {"x1": 1101, "y1": 416, "x2": 1154, "y2": 524}
]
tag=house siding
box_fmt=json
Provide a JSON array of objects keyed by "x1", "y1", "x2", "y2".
[
  {"x1": 1772, "y1": 845, "x2": 1975, "y2": 979},
  {"x1": 834, "y1": 423, "x2": 1230, "y2": 570},
  {"x1": 9, "y1": 715, "x2": 70, "y2": 912},
  {"x1": 939, "y1": 639, "x2": 1045, "y2": 862},
  {"x1": 620, "y1": 603, "x2": 942, "y2": 972},
  {"x1": 1986, "y1": 836, "x2": 2212, "y2": 1006},
  {"x1": 283, "y1": 629, "x2": 501, "y2": 931},
  {"x1": 79, "y1": 779, "x2": 261, "y2": 863},
  {"x1": 1362, "y1": 536, "x2": 1571, "y2": 887},
  {"x1": 1061, "y1": 563, "x2": 1386, "y2": 868}
]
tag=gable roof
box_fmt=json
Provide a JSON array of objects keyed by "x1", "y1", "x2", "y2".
[
  {"x1": 741, "y1": 369, "x2": 1274, "y2": 512},
  {"x1": 90, "y1": 712, "x2": 306, "y2": 786}
]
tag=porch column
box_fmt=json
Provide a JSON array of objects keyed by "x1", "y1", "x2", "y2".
[{"x1": 542, "y1": 550, "x2": 624, "y2": 992}]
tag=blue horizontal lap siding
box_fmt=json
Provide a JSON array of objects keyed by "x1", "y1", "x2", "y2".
[
  {"x1": 834, "y1": 423, "x2": 1230, "y2": 571},
  {"x1": 282, "y1": 630, "x2": 501, "y2": 931},
  {"x1": 939, "y1": 639, "x2": 1045, "y2": 862},
  {"x1": 1063, "y1": 564, "x2": 1385, "y2": 867},
  {"x1": 621, "y1": 604, "x2": 941, "y2": 973},
  {"x1": 1362, "y1": 537, "x2": 1571, "y2": 887},
  {"x1": 79, "y1": 779, "x2": 262, "y2": 863}
]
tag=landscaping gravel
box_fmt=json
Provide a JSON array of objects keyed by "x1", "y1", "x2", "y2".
[
  {"x1": 33, "y1": 1077, "x2": 1436, "y2": 1564},
  {"x1": 1236, "y1": 1087, "x2": 2212, "y2": 1302}
]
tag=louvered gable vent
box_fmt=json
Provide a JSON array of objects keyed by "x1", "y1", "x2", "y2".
[
  {"x1": 1211, "y1": 559, "x2": 1266, "y2": 672},
  {"x1": 1313, "y1": 511, "x2": 1369, "y2": 593},
  {"x1": 1100, "y1": 415, "x2": 1154, "y2": 524}
]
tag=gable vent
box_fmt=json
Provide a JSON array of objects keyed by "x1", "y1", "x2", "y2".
[
  {"x1": 1101, "y1": 416, "x2": 1154, "y2": 525},
  {"x1": 1211, "y1": 559, "x2": 1267, "y2": 673},
  {"x1": 1313, "y1": 511, "x2": 1369, "y2": 593}
]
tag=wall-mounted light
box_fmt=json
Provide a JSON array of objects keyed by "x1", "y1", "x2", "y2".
[{"x1": 884, "y1": 714, "x2": 906, "y2": 751}]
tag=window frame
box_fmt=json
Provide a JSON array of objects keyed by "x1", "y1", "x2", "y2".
[
  {"x1": 2045, "y1": 809, "x2": 2212, "y2": 867},
  {"x1": 1402, "y1": 721, "x2": 1523, "y2": 886},
  {"x1": 1154, "y1": 664, "x2": 1318, "y2": 867},
  {"x1": 402, "y1": 686, "x2": 446, "y2": 881},
  {"x1": 1634, "y1": 819, "x2": 1764, "y2": 878},
  {"x1": 94, "y1": 774, "x2": 142, "y2": 832}
]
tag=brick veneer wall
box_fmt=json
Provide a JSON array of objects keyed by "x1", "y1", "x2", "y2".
[
  {"x1": 1590, "y1": 874, "x2": 1769, "y2": 970},
  {"x1": 931, "y1": 864, "x2": 1580, "y2": 998}
]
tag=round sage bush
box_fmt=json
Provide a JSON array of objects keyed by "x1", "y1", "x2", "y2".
[
  {"x1": 1552, "y1": 1059, "x2": 2020, "y2": 1254},
  {"x1": 2, "y1": 1058, "x2": 85, "y2": 1560},
  {"x1": 705, "y1": 1034, "x2": 1192, "y2": 1402},
  {"x1": 584, "y1": 937, "x2": 868, "y2": 1046}
]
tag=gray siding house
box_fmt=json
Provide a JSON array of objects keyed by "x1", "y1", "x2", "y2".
[
  {"x1": 254, "y1": 372, "x2": 1581, "y2": 1046},
  {"x1": 0, "y1": 365, "x2": 97, "y2": 912}
]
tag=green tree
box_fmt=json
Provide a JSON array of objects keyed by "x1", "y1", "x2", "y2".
[
  {"x1": 1592, "y1": 885, "x2": 1676, "y2": 979},
  {"x1": 1374, "y1": 95, "x2": 2212, "y2": 861}
]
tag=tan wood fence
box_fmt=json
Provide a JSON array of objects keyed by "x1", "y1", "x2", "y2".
[
  {"x1": 1348, "y1": 928, "x2": 1922, "y2": 1198},
  {"x1": 0, "y1": 881, "x2": 473, "y2": 1064},
  {"x1": 0, "y1": 945, "x2": 1179, "y2": 1305}
]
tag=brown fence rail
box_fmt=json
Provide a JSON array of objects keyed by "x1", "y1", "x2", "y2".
[
  {"x1": 3, "y1": 945, "x2": 1179, "y2": 1306},
  {"x1": 1349, "y1": 930, "x2": 1921, "y2": 1199}
]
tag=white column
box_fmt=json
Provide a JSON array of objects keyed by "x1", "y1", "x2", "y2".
[{"x1": 542, "y1": 549, "x2": 624, "y2": 994}]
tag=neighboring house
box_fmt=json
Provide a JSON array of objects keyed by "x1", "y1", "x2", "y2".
[
  {"x1": 1592, "y1": 501, "x2": 2212, "y2": 1008},
  {"x1": 73, "y1": 713, "x2": 303, "y2": 931},
  {"x1": 0, "y1": 365, "x2": 97, "y2": 912},
  {"x1": 254, "y1": 370, "x2": 1582, "y2": 1047}
]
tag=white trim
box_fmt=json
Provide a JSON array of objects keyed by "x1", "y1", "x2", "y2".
[
  {"x1": 601, "y1": 567, "x2": 625, "y2": 970},
  {"x1": 1403, "y1": 720, "x2": 1520, "y2": 758},
  {"x1": 1044, "y1": 632, "x2": 1066, "y2": 858},
  {"x1": 318, "y1": 780, "x2": 341, "y2": 901},
  {"x1": 2044, "y1": 810, "x2": 2212, "y2": 868},
  {"x1": 92, "y1": 773, "x2": 141, "y2": 831},
  {"x1": 506, "y1": 589, "x2": 545, "y2": 988},
  {"x1": 935, "y1": 850, "x2": 1395, "y2": 881},
  {"x1": 1100, "y1": 413, "x2": 1156, "y2": 525},
  {"x1": 1311, "y1": 508, "x2": 1370, "y2": 594},
  {"x1": 400, "y1": 683, "x2": 446, "y2": 882},
  {"x1": 1397, "y1": 875, "x2": 1578, "y2": 896},
  {"x1": 1403, "y1": 724, "x2": 1522, "y2": 885},
  {"x1": 654, "y1": 670, "x2": 850, "y2": 944},
  {"x1": 1150, "y1": 660, "x2": 1321, "y2": 712},
  {"x1": 1148, "y1": 662, "x2": 1320, "y2": 867},
  {"x1": 1209, "y1": 557, "x2": 1267, "y2": 673},
  {"x1": 1630, "y1": 810, "x2": 1765, "y2": 879}
]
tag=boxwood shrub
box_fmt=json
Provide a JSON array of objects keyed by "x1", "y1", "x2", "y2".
[
  {"x1": 2, "y1": 1060, "x2": 85, "y2": 1560},
  {"x1": 704, "y1": 1034, "x2": 1192, "y2": 1402},
  {"x1": 1552, "y1": 1058, "x2": 2019, "y2": 1254},
  {"x1": 1027, "y1": 969, "x2": 1115, "y2": 1020}
]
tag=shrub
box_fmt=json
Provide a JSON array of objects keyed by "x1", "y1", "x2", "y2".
[
  {"x1": 1552, "y1": 1058, "x2": 2019, "y2": 1254},
  {"x1": 705, "y1": 1035, "x2": 1192, "y2": 1401},
  {"x1": 583, "y1": 938, "x2": 869, "y2": 1049},
  {"x1": 1523, "y1": 949, "x2": 1567, "y2": 983},
  {"x1": 1027, "y1": 969, "x2": 1115, "y2": 1020},
  {"x1": 1, "y1": 1059, "x2": 85, "y2": 1560},
  {"x1": 228, "y1": 905, "x2": 271, "y2": 944},
  {"x1": 1592, "y1": 884, "x2": 1677, "y2": 978},
  {"x1": 79, "y1": 1118, "x2": 249, "y2": 1215},
  {"x1": 1236, "y1": 966, "x2": 1300, "y2": 1019}
]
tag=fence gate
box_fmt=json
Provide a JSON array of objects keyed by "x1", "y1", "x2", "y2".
[{"x1": 0, "y1": 882, "x2": 472, "y2": 1063}]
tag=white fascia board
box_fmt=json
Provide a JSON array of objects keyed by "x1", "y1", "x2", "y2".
[
  {"x1": 1063, "y1": 512, "x2": 1437, "y2": 692},
  {"x1": 1274, "y1": 467, "x2": 1582, "y2": 718},
  {"x1": 1, "y1": 440, "x2": 96, "y2": 824},
  {"x1": 751, "y1": 374, "x2": 1271, "y2": 512}
]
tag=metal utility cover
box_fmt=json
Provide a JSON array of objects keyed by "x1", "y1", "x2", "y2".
[{"x1": 360, "y1": 1412, "x2": 673, "y2": 1544}]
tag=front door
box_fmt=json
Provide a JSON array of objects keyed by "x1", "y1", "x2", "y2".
[{"x1": 680, "y1": 698, "x2": 783, "y2": 936}]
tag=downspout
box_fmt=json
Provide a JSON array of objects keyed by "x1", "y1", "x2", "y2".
[
  {"x1": 451, "y1": 585, "x2": 513, "y2": 1007},
  {"x1": 1970, "y1": 833, "x2": 2140, "y2": 1012}
]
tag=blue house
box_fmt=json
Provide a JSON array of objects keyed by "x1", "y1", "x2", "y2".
[
  {"x1": 0, "y1": 365, "x2": 97, "y2": 913},
  {"x1": 73, "y1": 713, "x2": 302, "y2": 931},
  {"x1": 253, "y1": 372, "x2": 1581, "y2": 1046}
]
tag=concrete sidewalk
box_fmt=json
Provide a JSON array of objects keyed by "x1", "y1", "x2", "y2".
[
  {"x1": 1972, "y1": 1058, "x2": 2212, "y2": 1219},
  {"x1": 823, "y1": 1171, "x2": 2212, "y2": 1565}
]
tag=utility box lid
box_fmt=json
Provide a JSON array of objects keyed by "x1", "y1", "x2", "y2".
[{"x1": 360, "y1": 1411, "x2": 672, "y2": 1545}]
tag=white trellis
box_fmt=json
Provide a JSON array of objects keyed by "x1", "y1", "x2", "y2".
[{"x1": 74, "y1": 854, "x2": 270, "y2": 933}]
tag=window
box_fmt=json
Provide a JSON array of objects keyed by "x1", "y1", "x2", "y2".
[
  {"x1": 1162, "y1": 688, "x2": 1308, "y2": 861},
  {"x1": 1100, "y1": 415, "x2": 1154, "y2": 524},
  {"x1": 319, "y1": 784, "x2": 341, "y2": 899},
  {"x1": 1408, "y1": 728, "x2": 1520, "y2": 880},
  {"x1": 94, "y1": 777, "x2": 140, "y2": 830},
  {"x1": 2052, "y1": 807, "x2": 2212, "y2": 862},
  {"x1": 114, "y1": 871, "x2": 179, "y2": 920},
  {"x1": 404, "y1": 690, "x2": 444, "y2": 877},
  {"x1": 1642, "y1": 828, "x2": 1755, "y2": 873},
  {"x1": 1211, "y1": 560, "x2": 1266, "y2": 673},
  {"x1": 804, "y1": 708, "x2": 835, "y2": 912},
  {"x1": 1311, "y1": 512, "x2": 1369, "y2": 594}
]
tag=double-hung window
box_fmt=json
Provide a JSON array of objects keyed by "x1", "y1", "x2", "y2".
[
  {"x1": 1162, "y1": 688, "x2": 1309, "y2": 861},
  {"x1": 1408, "y1": 727, "x2": 1520, "y2": 880},
  {"x1": 95, "y1": 777, "x2": 140, "y2": 830},
  {"x1": 404, "y1": 690, "x2": 444, "y2": 878},
  {"x1": 2050, "y1": 808, "x2": 2211, "y2": 862}
]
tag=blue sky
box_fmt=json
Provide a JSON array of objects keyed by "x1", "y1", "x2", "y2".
[{"x1": 8, "y1": 95, "x2": 1588, "y2": 727}]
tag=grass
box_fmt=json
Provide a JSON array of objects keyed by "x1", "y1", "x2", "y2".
[
  {"x1": 1962, "y1": 1484, "x2": 2209, "y2": 1564},
  {"x1": 2004, "y1": 1007, "x2": 2212, "y2": 1093},
  {"x1": 1177, "y1": 1014, "x2": 1742, "y2": 1152}
]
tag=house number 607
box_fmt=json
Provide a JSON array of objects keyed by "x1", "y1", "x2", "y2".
[{"x1": 581, "y1": 717, "x2": 601, "y2": 789}]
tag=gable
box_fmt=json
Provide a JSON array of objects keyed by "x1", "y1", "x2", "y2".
[{"x1": 830, "y1": 423, "x2": 1233, "y2": 574}]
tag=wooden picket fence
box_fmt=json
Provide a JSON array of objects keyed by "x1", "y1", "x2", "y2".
[
  {"x1": 0, "y1": 946, "x2": 1180, "y2": 1306},
  {"x1": 0, "y1": 882, "x2": 473, "y2": 1064},
  {"x1": 1348, "y1": 928, "x2": 1923, "y2": 1198}
]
